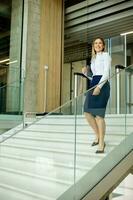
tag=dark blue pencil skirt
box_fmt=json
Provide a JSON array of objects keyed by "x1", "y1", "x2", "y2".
[{"x1": 84, "y1": 75, "x2": 110, "y2": 118}]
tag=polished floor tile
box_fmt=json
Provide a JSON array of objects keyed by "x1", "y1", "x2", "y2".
[{"x1": 112, "y1": 174, "x2": 133, "y2": 200}]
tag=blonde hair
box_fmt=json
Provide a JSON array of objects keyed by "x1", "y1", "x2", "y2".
[{"x1": 91, "y1": 37, "x2": 106, "y2": 59}]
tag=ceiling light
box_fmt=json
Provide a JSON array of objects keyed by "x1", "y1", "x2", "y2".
[
  {"x1": 120, "y1": 31, "x2": 133, "y2": 36},
  {"x1": 0, "y1": 58, "x2": 10, "y2": 64},
  {"x1": 6, "y1": 60, "x2": 18, "y2": 65}
]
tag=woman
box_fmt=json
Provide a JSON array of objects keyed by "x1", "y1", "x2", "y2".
[{"x1": 82, "y1": 37, "x2": 111, "y2": 153}]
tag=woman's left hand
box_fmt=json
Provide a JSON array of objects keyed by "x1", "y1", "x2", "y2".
[{"x1": 93, "y1": 86, "x2": 101, "y2": 95}]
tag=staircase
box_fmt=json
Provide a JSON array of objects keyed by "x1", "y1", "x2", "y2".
[{"x1": 0, "y1": 114, "x2": 132, "y2": 200}]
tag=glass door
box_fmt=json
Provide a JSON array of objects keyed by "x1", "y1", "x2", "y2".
[
  {"x1": 71, "y1": 60, "x2": 87, "y2": 114},
  {"x1": 124, "y1": 32, "x2": 133, "y2": 114},
  {"x1": 109, "y1": 35, "x2": 125, "y2": 114},
  {"x1": 109, "y1": 32, "x2": 133, "y2": 114}
]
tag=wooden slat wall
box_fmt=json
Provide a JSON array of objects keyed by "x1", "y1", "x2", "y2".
[{"x1": 38, "y1": 0, "x2": 63, "y2": 112}]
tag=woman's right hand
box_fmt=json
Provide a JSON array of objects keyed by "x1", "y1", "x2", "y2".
[{"x1": 82, "y1": 66, "x2": 88, "y2": 75}]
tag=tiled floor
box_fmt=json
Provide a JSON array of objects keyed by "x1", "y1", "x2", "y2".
[{"x1": 112, "y1": 174, "x2": 133, "y2": 200}]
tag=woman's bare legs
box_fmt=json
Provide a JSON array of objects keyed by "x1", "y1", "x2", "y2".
[
  {"x1": 84, "y1": 112, "x2": 99, "y2": 142},
  {"x1": 95, "y1": 116, "x2": 106, "y2": 150},
  {"x1": 84, "y1": 112, "x2": 106, "y2": 151}
]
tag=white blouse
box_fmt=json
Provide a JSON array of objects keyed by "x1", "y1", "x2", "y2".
[{"x1": 91, "y1": 52, "x2": 111, "y2": 88}]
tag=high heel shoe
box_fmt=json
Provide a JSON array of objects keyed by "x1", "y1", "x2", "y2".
[
  {"x1": 91, "y1": 140, "x2": 99, "y2": 146},
  {"x1": 96, "y1": 143, "x2": 106, "y2": 153}
]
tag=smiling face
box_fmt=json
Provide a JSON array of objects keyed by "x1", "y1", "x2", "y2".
[{"x1": 93, "y1": 38, "x2": 105, "y2": 53}]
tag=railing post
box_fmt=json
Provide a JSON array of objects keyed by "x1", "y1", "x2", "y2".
[
  {"x1": 115, "y1": 65, "x2": 125, "y2": 114},
  {"x1": 125, "y1": 65, "x2": 133, "y2": 113},
  {"x1": 44, "y1": 65, "x2": 48, "y2": 112},
  {"x1": 22, "y1": 69, "x2": 26, "y2": 128},
  {"x1": 74, "y1": 73, "x2": 78, "y2": 98},
  {"x1": 23, "y1": 112, "x2": 26, "y2": 128}
]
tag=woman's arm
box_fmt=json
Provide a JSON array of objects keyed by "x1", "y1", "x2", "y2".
[
  {"x1": 82, "y1": 66, "x2": 88, "y2": 75},
  {"x1": 98, "y1": 52, "x2": 111, "y2": 89}
]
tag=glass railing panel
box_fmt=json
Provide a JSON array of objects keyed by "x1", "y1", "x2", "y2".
[
  {"x1": 71, "y1": 66, "x2": 133, "y2": 200},
  {"x1": 125, "y1": 65, "x2": 133, "y2": 115},
  {"x1": 0, "y1": 98, "x2": 78, "y2": 200},
  {"x1": 0, "y1": 72, "x2": 24, "y2": 137},
  {"x1": 0, "y1": 66, "x2": 23, "y2": 115},
  {"x1": 0, "y1": 84, "x2": 23, "y2": 138}
]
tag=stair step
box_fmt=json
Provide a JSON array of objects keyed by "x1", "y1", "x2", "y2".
[
  {"x1": 36, "y1": 119, "x2": 133, "y2": 126},
  {"x1": 0, "y1": 154, "x2": 88, "y2": 182},
  {"x1": 0, "y1": 167, "x2": 69, "y2": 199},
  {"x1": 0, "y1": 153, "x2": 89, "y2": 170},
  {"x1": 3, "y1": 135, "x2": 124, "y2": 154},
  {"x1": 25, "y1": 124, "x2": 132, "y2": 134},
  {"x1": 0, "y1": 183, "x2": 54, "y2": 200},
  {"x1": 14, "y1": 130, "x2": 127, "y2": 144},
  {"x1": 0, "y1": 143, "x2": 104, "y2": 167},
  {"x1": 14, "y1": 132, "x2": 126, "y2": 143},
  {"x1": 37, "y1": 114, "x2": 133, "y2": 125}
]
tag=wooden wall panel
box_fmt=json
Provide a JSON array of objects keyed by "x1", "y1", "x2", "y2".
[{"x1": 38, "y1": 0, "x2": 63, "y2": 112}]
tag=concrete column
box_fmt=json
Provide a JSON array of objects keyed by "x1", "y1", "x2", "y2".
[{"x1": 23, "y1": 0, "x2": 40, "y2": 113}]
